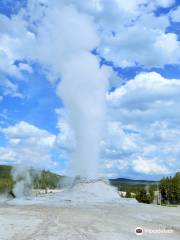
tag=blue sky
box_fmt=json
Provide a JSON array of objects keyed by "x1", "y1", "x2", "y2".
[{"x1": 0, "y1": 0, "x2": 180, "y2": 180}]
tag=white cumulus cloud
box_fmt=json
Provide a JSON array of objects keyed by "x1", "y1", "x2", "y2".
[
  {"x1": 104, "y1": 72, "x2": 180, "y2": 176},
  {"x1": 0, "y1": 121, "x2": 57, "y2": 169}
]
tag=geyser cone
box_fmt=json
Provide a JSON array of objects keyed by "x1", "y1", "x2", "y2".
[{"x1": 61, "y1": 176, "x2": 121, "y2": 204}]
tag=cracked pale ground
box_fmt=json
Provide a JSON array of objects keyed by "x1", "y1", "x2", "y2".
[{"x1": 0, "y1": 202, "x2": 180, "y2": 240}]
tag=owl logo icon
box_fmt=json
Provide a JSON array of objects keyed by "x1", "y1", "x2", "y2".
[{"x1": 135, "y1": 227, "x2": 144, "y2": 235}]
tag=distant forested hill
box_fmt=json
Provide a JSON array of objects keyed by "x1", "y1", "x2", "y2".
[
  {"x1": 110, "y1": 178, "x2": 159, "y2": 185},
  {"x1": 110, "y1": 178, "x2": 159, "y2": 192}
]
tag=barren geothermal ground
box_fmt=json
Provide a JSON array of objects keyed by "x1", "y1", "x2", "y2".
[
  {"x1": 0, "y1": 195, "x2": 180, "y2": 240},
  {"x1": 0, "y1": 179, "x2": 179, "y2": 240}
]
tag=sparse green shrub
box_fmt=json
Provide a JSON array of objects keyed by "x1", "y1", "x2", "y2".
[{"x1": 136, "y1": 187, "x2": 154, "y2": 204}]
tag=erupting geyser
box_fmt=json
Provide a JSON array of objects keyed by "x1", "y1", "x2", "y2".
[
  {"x1": 57, "y1": 52, "x2": 109, "y2": 179},
  {"x1": 56, "y1": 45, "x2": 120, "y2": 203},
  {"x1": 54, "y1": 8, "x2": 120, "y2": 201},
  {"x1": 10, "y1": 4, "x2": 120, "y2": 202}
]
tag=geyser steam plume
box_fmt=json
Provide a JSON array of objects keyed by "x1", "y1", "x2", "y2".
[
  {"x1": 33, "y1": 4, "x2": 110, "y2": 179},
  {"x1": 7, "y1": 4, "x2": 110, "y2": 182},
  {"x1": 57, "y1": 52, "x2": 109, "y2": 179},
  {"x1": 47, "y1": 6, "x2": 111, "y2": 179}
]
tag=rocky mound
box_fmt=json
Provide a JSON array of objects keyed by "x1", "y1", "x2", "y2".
[{"x1": 59, "y1": 177, "x2": 121, "y2": 203}]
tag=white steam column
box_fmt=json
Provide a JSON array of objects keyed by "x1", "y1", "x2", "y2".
[{"x1": 57, "y1": 52, "x2": 109, "y2": 179}]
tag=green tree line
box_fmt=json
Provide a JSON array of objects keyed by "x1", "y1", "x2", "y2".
[
  {"x1": 0, "y1": 165, "x2": 13, "y2": 193},
  {"x1": 0, "y1": 165, "x2": 63, "y2": 193},
  {"x1": 112, "y1": 173, "x2": 180, "y2": 205},
  {"x1": 160, "y1": 172, "x2": 180, "y2": 205}
]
